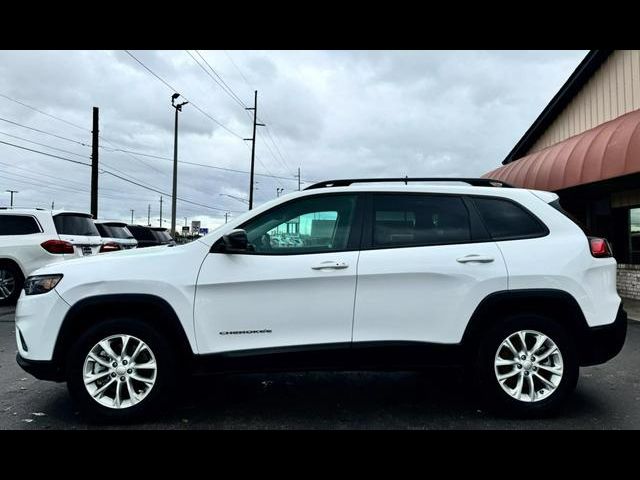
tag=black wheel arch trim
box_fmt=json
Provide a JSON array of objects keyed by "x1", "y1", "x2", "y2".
[
  {"x1": 52, "y1": 293, "x2": 194, "y2": 370},
  {"x1": 461, "y1": 288, "x2": 623, "y2": 365}
]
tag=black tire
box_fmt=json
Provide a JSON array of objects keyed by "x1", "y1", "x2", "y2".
[
  {"x1": 66, "y1": 317, "x2": 178, "y2": 423},
  {"x1": 475, "y1": 313, "x2": 579, "y2": 417},
  {"x1": 0, "y1": 262, "x2": 24, "y2": 307}
]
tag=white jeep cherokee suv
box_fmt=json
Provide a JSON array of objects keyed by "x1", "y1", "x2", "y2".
[
  {"x1": 15, "y1": 178, "x2": 627, "y2": 420},
  {"x1": 0, "y1": 209, "x2": 103, "y2": 306}
]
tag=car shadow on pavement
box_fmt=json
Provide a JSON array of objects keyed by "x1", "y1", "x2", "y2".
[{"x1": 11, "y1": 367, "x2": 615, "y2": 429}]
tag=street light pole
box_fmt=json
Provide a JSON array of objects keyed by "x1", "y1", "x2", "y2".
[{"x1": 171, "y1": 93, "x2": 188, "y2": 238}]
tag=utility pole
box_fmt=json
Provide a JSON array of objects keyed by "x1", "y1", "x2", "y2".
[
  {"x1": 90, "y1": 107, "x2": 99, "y2": 219},
  {"x1": 130, "y1": 209, "x2": 134, "y2": 224},
  {"x1": 225, "y1": 212, "x2": 230, "y2": 224},
  {"x1": 244, "y1": 90, "x2": 265, "y2": 210},
  {"x1": 147, "y1": 204, "x2": 151, "y2": 226},
  {"x1": 170, "y1": 93, "x2": 188, "y2": 237},
  {"x1": 296, "y1": 167, "x2": 301, "y2": 191},
  {"x1": 159, "y1": 196, "x2": 163, "y2": 228},
  {"x1": 51, "y1": 201, "x2": 54, "y2": 211},
  {"x1": 6, "y1": 190, "x2": 18, "y2": 207}
]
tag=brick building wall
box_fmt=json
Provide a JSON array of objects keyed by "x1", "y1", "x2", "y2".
[{"x1": 617, "y1": 264, "x2": 640, "y2": 299}]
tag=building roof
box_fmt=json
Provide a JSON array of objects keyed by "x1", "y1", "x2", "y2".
[
  {"x1": 502, "y1": 50, "x2": 613, "y2": 165},
  {"x1": 484, "y1": 108, "x2": 640, "y2": 191}
]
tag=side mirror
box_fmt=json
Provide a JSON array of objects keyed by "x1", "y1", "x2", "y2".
[{"x1": 221, "y1": 229, "x2": 249, "y2": 253}]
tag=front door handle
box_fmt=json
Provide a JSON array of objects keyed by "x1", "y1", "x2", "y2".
[
  {"x1": 456, "y1": 254, "x2": 494, "y2": 263},
  {"x1": 311, "y1": 260, "x2": 349, "y2": 270}
]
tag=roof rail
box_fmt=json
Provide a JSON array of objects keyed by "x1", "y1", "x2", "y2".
[{"x1": 304, "y1": 177, "x2": 513, "y2": 190}]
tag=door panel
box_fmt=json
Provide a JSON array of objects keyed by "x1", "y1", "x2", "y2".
[
  {"x1": 194, "y1": 251, "x2": 359, "y2": 353},
  {"x1": 353, "y1": 243, "x2": 507, "y2": 344},
  {"x1": 352, "y1": 192, "x2": 508, "y2": 345},
  {"x1": 194, "y1": 193, "x2": 363, "y2": 354}
]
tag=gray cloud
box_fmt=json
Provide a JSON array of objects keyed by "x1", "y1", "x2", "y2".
[{"x1": 0, "y1": 50, "x2": 586, "y2": 228}]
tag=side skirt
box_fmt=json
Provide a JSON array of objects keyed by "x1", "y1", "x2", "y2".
[{"x1": 192, "y1": 341, "x2": 466, "y2": 375}]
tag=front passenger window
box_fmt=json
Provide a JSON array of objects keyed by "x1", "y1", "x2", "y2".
[{"x1": 241, "y1": 194, "x2": 358, "y2": 254}]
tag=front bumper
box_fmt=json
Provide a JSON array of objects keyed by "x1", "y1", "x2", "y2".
[
  {"x1": 579, "y1": 304, "x2": 627, "y2": 366},
  {"x1": 16, "y1": 353, "x2": 64, "y2": 381}
]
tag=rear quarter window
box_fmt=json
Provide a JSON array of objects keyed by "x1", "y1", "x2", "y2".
[
  {"x1": 473, "y1": 197, "x2": 548, "y2": 241},
  {"x1": 0, "y1": 215, "x2": 41, "y2": 235}
]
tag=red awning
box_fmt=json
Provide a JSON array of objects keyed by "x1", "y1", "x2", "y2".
[{"x1": 484, "y1": 108, "x2": 640, "y2": 191}]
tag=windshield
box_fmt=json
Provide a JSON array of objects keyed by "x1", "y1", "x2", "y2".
[
  {"x1": 54, "y1": 214, "x2": 100, "y2": 236},
  {"x1": 97, "y1": 224, "x2": 134, "y2": 239}
]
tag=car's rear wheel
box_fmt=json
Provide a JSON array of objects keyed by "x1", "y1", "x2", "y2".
[
  {"x1": 0, "y1": 263, "x2": 23, "y2": 306},
  {"x1": 66, "y1": 318, "x2": 177, "y2": 422},
  {"x1": 475, "y1": 314, "x2": 579, "y2": 416}
]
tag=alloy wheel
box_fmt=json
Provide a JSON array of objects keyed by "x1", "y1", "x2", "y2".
[
  {"x1": 0, "y1": 268, "x2": 15, "y2": 300},
  {"x1": 83, "y1": 334, "x2": 157, "y2": 409},
  {"x1": 494, "y1": 329, "x2": 564, "y2": 402}
]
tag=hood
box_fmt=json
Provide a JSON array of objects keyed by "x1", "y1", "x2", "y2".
[{"x1": 31, "y1": 242, "x2": 202, "y2": 279}]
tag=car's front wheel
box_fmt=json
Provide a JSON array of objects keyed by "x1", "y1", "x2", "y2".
[
  {"x1": 66, "y1": 318, "x2": 177, "y2": 422},
  {"x1": 0, "y1": 262, "x2": 23, "y2": 306},
  {"x1": 475, "y1": 314, "x2": 579, "y2": 416}
]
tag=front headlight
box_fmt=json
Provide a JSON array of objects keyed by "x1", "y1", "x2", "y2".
[{"x1": 23, "y1": 274, "x2": 63, "y2": 295}]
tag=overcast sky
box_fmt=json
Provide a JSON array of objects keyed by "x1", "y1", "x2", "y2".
[{"x1": 0, "y1": 50, "x2": 587, "y2": 229}]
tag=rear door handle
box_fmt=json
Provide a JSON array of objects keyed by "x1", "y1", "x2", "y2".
[
  {"x1": 311, "y1": 260, "x2": 349, "y2": 270},
  {"x1": 456, "y1": 254, "x2": 494, "y2": 263}
]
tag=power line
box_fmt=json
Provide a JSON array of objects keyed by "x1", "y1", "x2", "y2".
[
  {"x1": 0, "y1": 130, "x2": 90, "y2": 159},
  {"x1": 123, "y1": 50, "x2": 244, "y2": 139},
  {"x1": 0, "y1": 93, "x2": 87, "y2": 131},
  {"x1": 0, "y1": 139, "x2": 91, "y2": 166},
  {"x1": 196, "y1": 51, "x2": 248, "y2": 108},
  {"x1": 185, "y1": 50, "x2": 247, "y2": 110},
  {"x1": 0, "y1": 138, "x2": 231, "y2": 212},
  {"x1": 0, "y1": 116, "x2": 90, "y2": 147}
]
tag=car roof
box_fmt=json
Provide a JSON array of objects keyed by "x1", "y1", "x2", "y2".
[{"x1": 95, "y1": 220, "x2": 128, "y2": 226}]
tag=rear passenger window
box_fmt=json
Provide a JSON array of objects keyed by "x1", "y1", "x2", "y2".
[
  {"x1": 0, "y1": 215, "x2": 41, "y2": 235},
  {"x1": 473, "y1": 197, "x2": 547, "y2": 240},
  {"x1": 372, "y1": 194, "x2": 471, "y2": 247}
]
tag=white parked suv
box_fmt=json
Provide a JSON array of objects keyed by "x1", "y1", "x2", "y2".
[
  {"x1": 14, "y1": 178, "x2": 627, "y2": 421},
  {"x1": 0, "y1": 208, "x2": 103, "y2": 306}
]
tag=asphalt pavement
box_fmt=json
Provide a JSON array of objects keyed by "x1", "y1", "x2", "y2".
[{"x1": 1, "y1": 304, "x2": 639, "y2": 429}]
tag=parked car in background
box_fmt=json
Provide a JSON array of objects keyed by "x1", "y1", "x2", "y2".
[
  {"x1": 94, "y1": 221, "x2": 137, "y2": 252},
  {"x1": 127, "y1": 225, "x2": 174, "y2": 248},
  {"x1": 150, "y1": 227, "x2": 175, "y2": 246},
  {"x1": 0, "y1": 208, "x2": 102, "y2": 305}
]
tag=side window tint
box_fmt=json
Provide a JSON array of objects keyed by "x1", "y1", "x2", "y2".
[
  {"x1": 474, "y1": 197, "x2": 546, "y2": 240},
  {"x1": 372, "y1": 194, "x2": 471, "y2": 247},
  {"x1": 242, "y1": 195, "x2": 358, "y2": 254},
  {"x1": 0, "y1": 215, "x2": 41, "y2": 235}
]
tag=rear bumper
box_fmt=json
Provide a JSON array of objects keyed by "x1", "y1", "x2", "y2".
[
  {"x1": 16, "y1": 353, "x2": 64, "y2": 382},
  {"x1": 579, "y1": 304, "x2": 627, "y2": 366}
]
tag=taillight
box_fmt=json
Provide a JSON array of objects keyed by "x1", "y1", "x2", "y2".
[
  {"x1": 41, "y1": 239, "x2": 75, "y2": 254},
  {"x1": 100, "y1": 242, "x2": 121, "y2": 253},
  {"x1": 588, "y1": 236, "x2": 613, "y2": 258}
]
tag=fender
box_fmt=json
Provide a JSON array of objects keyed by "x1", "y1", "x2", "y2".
[
  {"x1": 461, "y1": 288, "x2": 591, "y2": 354},
  {"x1": 52, "y1": 293, "x2": 194, "y2": 368}
]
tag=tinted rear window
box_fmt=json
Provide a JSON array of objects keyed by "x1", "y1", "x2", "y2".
[
  {"x1": 53, "y1": 214, "x2": 100, "y2": 236},
  {"x1": 372, "y1": 194, "x2": 471, "y2": 247},
  {"x1": 151, "y1": 230, "x2": 172, "y2": 242},
  {"x1": 473, "y1": 197, "x2": 547, "y2": 240},
  {"x1": 96, "y1": 224, "x2": 134, "y2": 239},
  {"x1": 0, "y1": 215, "x2": 41, "y2": 235},
  {"x1": 127, "y1": 225, "x2": 155, "y2": 241}
]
